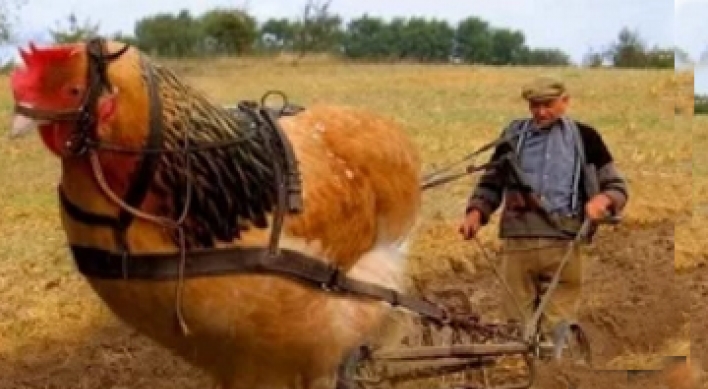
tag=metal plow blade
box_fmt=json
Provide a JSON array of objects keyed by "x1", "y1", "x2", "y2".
[{"x1": 339, "y1": 342, "x2": 535, "y2": 389}]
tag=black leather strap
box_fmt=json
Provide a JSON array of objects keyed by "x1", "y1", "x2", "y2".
[
  {"x1": 259, "y1": 107, "x2": 303, "y2": 214},
  {"x1": 58, "y1": 187, "x2": 120, "y2": 228},
  {"x1": 70, "y1": 244, "x2": 449, "y2": 323},
  {"x1": 114, "y1": 53, "x2": 165, "y2": 251}
]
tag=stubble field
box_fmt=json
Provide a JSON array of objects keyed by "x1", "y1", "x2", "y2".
[{"x1": 0, "y1": 56, "x2": 698, "y2": 388}]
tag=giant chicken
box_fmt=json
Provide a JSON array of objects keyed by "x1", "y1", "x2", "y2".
[{"x1": 9, "y1": 38, "x2": 422, "y2": 389}]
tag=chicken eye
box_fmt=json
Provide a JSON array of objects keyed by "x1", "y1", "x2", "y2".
[{"x1": 68, "y1": 86, "x2": 83, "y2": 97}]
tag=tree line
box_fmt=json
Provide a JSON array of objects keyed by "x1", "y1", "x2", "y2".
[
  {"x1": 2, "y1": 0, "x2": 674, "y2": 68},
  {"x1": 696, "y1": 95, "x2": 708, "y2": 115},
  {"x1": 582, "y1": 27, "x2": 674, "y2": 69},
  {"x1": 59, "y1": 7, "x2": 573, "y2": 66}
]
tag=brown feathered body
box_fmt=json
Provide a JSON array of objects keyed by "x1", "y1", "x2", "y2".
[
  {"x1": 662, "y1": 357, "x2": 701, "y2": 389},
  {"x1": 13, "y1": 42, "x2": 422, "y2": 388}
]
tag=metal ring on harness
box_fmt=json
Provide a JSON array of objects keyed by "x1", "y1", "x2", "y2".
[{"x1": 260, "y1": 90, "x2": 289, "y2": 112}]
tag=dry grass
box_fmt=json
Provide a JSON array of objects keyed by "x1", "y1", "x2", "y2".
[{"x1": 0, "y1": 57, "x2": 695, "y2": 386}]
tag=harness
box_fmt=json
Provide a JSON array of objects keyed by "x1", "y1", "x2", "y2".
[{"x1": 17, "y1": 37, "x2": 474, "y2": 335}]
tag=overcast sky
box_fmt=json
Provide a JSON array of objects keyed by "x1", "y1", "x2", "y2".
[
  {"x1": 677, "y1": 0, "x2": 708, "y2": 63},
  {"x1": 677, "y1": 0, "x2": 708, "y2": 95},
  {"x1": 697, "y1": 66, "x2": 708, "y2": 95},
  {"x1": 3, "y1": 0, "x2": 674, "y2": 64}
]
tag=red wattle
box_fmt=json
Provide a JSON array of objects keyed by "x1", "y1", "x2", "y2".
[{"x1": 38, "y1": 124, "x2": 69, "y2": 157}]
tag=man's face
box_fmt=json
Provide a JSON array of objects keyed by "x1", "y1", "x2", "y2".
[{"x1": 528, "y1": 95, "x2": 569, "y2": 128}]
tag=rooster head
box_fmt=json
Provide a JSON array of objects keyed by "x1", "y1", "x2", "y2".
[{"x1": 9, "y1": 41, "x2": 121, "y2": 157}]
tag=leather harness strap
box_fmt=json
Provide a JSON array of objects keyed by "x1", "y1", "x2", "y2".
[
  {"x1": 112, "y1": 52, "x2": 164, "y2": 253},
  {"x1": 259, "y1": 107, "x2": 303, "y2": 214},
  {"x1": 69, "y1": 244, "x2": 450, "y2": 323},
  {"x1": 59, "y1": 187, "x2": 120, "y2": 228}
]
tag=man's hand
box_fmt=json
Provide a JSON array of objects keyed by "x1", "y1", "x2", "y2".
[
  {"x1": 585, "y1": 193, "x2": 613, "y2": 221},
  {"x1": 459, "y1": 209, "x2": 483, "y2": 240}
]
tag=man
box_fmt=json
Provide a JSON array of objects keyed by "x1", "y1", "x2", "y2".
[{"x1": 459, "y1": 75, "x2": 628, "y2": 341}]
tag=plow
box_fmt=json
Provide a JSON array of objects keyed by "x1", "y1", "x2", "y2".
[
  {"x1": 335, "y1": 216, "x2": 614, "y2": 389},
  {"x1": 334, "y1": 213, "x2": 619, "y2": 389}
]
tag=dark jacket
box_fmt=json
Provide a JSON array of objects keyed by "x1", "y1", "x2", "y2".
[{"x1": 466, "y1": 118, "x2": 628, "y2": 239}]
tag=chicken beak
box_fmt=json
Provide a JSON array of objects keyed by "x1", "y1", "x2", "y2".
[{"x1": 8, "y1": 113, "x2": 40, "y2": 138}]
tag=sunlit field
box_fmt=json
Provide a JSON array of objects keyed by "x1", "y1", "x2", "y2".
[{"x1": 0, "y1": 56, "x2": 695, "y2": 388}]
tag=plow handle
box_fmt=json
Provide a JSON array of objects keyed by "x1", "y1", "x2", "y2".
[
  {"x1": 597, "y1": 214, "x2": 622, "y2": 225},
  {"x1": 526, "y1": 213, "x2": 622, "y2": 340}
]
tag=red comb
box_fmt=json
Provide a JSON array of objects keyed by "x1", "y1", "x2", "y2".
[
  {"x1": 18, "y1": 41, "x2": 79, "y2": 68},
  {"x1": 11, "y1": 42, "x2": 82, "y2": 98}
]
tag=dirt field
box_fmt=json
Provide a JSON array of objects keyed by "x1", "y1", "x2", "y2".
[{"x1": 0, "y1": 56, "x2": 695, "y2": 388}]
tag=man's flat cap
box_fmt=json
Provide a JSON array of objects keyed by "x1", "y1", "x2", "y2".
[{"x1": 521, "y1": 76, "x2": 567, "y2": 101}]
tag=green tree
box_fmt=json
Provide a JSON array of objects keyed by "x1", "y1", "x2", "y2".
[
  {"x1": 518, "y1": 47, "x2": 571, "y2": 66},
  {"x1": 383, "y1": 17, "x2": 407, "y2": 59},
  {"x1": 609, "y1": 27, "x2": 646, "y2": 67},
  {"x1": 293, "y1": 0, "x2": 343, "y2": 58},
  {"x1": 110, "y1": 32, "x2": 139, "y2": 47},
  {"x1": 341, "y1": 15, "x2": 393, "y2": 59},
  {"x1": 489, "y1": 28, "x2": 526, "y2": 65},
  {"x1": 455, "y1": 17, "x2": 492, "y2": 63},
  {"x1": 696, "y1": 94, "x2": 708, "y2": 115},
  {"x1": 200, "y1": 8, "x2": 257, "y2": 55},
  {"x1": 582, "y1": 48, "x2": 606, "y2": 67},
  {"x1": 259, "y1": 18, "x2": 297, "y2": 50},
  {"x1": 397, "y1": 17, "x2": 454, "y2": 62},
  {"x1": 134, "y1": 10, "x2": 202, "y2": 57},
  {"x1": 49, "y1": 13, "x2": 100, "y2": 44},
  {"x1": 643, "y1": 47, "x2": 673, "y2": 69},
  {"x1": 360, "y1": 17, "x2": 455, "y2": 62}
]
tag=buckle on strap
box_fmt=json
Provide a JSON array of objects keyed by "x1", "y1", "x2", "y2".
[{"x1": 322, "y1": 266, "x2": 343, "y2": 292}]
